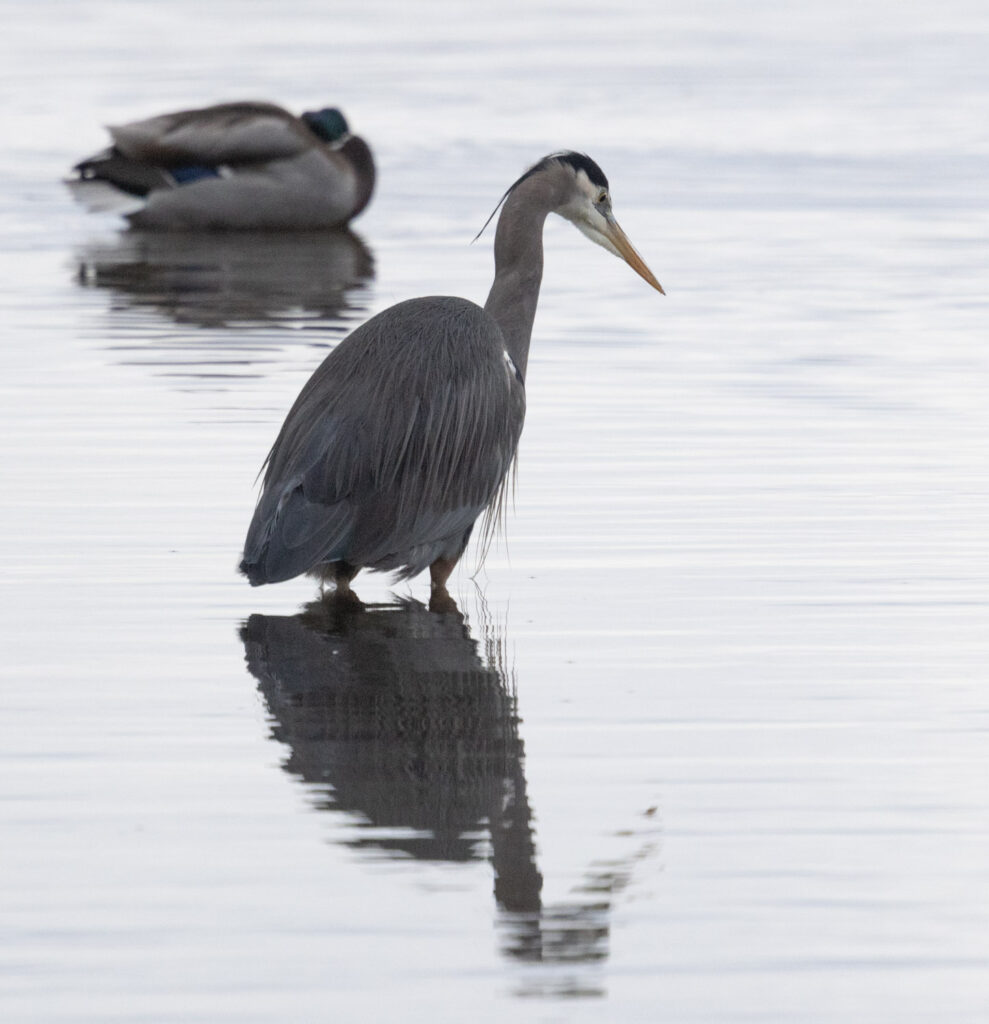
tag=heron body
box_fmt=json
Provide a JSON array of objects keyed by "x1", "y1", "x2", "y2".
[
  {"x1": 242, "y1": 295, "x2": 525, "y2": 586},
  {"x1": 240, "y1": 151, "x2": 662, "y2": 599},
  {"x1": 68, "y1": 102, "x2": 375, "y2": 230}
]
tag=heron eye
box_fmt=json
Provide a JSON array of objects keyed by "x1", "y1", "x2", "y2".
[{"x1": 597, "y1": 191, "x2": 608, "y2": 204}]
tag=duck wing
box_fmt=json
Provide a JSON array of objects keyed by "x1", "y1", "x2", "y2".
[{"x1": 108, "y1": 101, "x2": 315, "y2": 167}]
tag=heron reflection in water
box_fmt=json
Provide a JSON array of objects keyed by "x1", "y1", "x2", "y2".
[
  {"x1": 241, "y1": 594, "x2": 655, "y2": 990},
  {"x1": 240, "y1": 152, "x2": 663, "y2": 605}
]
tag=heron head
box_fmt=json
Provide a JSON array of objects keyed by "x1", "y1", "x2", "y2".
[
  {"x1": 549, "y1": 152, "x2": 664, "y2": 295},
  {"x1": 476, "y1": 151, "x2": 664, "y2": 295}
]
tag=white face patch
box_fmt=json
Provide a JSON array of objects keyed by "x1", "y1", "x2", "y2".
[
  {"x1": 573, "y1": 217, "x2": 623, "y2": 258},
  {"x1": 556, "y1": 166, "x2": 619, "y2": 257},
  {"x1": 575, "y1": 167, "x2": 596, "y2": 197},
  {"x1": 558, "y1": 168, "x2": 600, "y2": 216}
]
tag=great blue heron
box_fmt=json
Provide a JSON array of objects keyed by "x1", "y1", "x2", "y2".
[
  {"x1": 240, "y1": 151, "x2": 663, "y2": 601},
  {"x1": 67, "y1": 102, "x2": 375, "y2": 230}
]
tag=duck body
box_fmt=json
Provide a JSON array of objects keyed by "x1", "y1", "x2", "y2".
[{"x1": 68, "y1": 101, "x2": 375, "y2": 230}]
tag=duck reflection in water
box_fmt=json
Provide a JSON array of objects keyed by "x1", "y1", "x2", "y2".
[
  {"x1": 241, "y1": 593, "x2": 631, "y2": 992},
  {"x1": 75, "y1": 229, "x2": 373, "y2": 331}
]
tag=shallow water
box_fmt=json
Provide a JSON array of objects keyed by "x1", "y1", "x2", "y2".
[{"x1": 2, "y1": 2, "x2": 988, "y2": 1021}]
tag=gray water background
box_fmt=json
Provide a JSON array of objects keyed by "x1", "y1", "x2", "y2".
[{"x1": 1, "y1": 1, "x2": 988, "y2": 1020}]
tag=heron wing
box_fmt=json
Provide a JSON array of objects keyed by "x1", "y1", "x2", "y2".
[{"x1": 241, "y1": 296, "x2": 525, "y2": 584}]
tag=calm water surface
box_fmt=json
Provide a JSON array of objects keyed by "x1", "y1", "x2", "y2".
[{"x1": 2, "y1": 2, "x2": 988, "y2": 1021}]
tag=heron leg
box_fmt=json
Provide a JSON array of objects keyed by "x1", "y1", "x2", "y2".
[
  {"x1": 332, "y1": 560, "x2": 360, "y2": 594},
  {"x1": 429, "y1": 555, "x2": 458, "y2": 591}
]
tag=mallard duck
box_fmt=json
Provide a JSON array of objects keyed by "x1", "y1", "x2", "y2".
[{"x1": 68, "y1": 101, "x2": 375, "y2": 230}]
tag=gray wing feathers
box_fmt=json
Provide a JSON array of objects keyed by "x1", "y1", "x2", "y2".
[
  {"x1": 247, "y1": 488, "x2": 355, "y2": 584},
  {"x1": 109, "y1": 102, "x2": 312, "y2": 166},
  {"x1": 242, "y1": 296, "x2": 525, "y2": 583},
  {"x1": 241, "y1": 415, "x2": 357, "y2": 582}
]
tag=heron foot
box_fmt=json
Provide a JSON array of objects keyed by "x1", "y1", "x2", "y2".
[
  {"x1": 428, "y1": 585, "x2": 460, "y2": 615},
  {"x1": 329, "y1": 560, "x2": 361, "y2": 595},
  {"x1": 317, "y1": 586, "x2": 364, "y2": 613},
  {"x1": 428, "y1": 556, "x2": 460, "y2": 614}
]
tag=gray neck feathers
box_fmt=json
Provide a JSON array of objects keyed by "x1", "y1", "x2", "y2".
[{"x1": 483, "y1": 169, "x2": 567, "y2": 380}]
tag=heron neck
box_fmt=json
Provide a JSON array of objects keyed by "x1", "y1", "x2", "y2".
[{"x1": 483, "y1": 184, "x2": 554, "y2": 380}]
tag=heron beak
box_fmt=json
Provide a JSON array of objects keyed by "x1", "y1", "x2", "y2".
[{"x1": 604, "y1": 215, "x2": 665, "y2": 294}]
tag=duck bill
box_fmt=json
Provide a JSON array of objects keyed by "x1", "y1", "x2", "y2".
[{"x1": 605, "y1": 216, "x2": 665, "y2": 294}]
